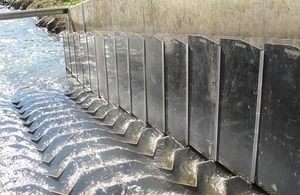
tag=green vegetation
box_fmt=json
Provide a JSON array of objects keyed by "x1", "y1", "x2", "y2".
[
  {"x1": 3, "y1": 0, "x2": 82, "y2": 10},
  {"x1": 4, "y1": 0, "x2": 82, "y2": 9},
  {"x1": 62, "y1": 0, "x2": 80, "y2": 6},
  {"x1": 39, "y1": 0, "x2": 81, "y2": 7}
]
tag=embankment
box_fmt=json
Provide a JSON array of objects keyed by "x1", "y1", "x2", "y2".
[{"x1": 0, "y1": 0, "x2": 77, "y2": 33}]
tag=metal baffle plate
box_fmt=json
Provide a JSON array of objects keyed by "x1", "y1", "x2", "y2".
[
  {"x1": 188, "y1": 36, "x2": 220, "y2": 159},
  {"x1": 143, "y1": 35, "x2": 164, "y2": 132},
  {"x1": 68, "y1": 33, "x2": 77, "y2": 77},
  {"x1": 62, "y1": 32, "x2": 71, "y2": 71},
  {"x1": 115, "y1": 32, "x2": 131, "y2": 112},
  {"x1": 73, "y1": 32, "x2": 81, "y2": 81},
  {"x1": 87, "y1": 32, "x2": 98, "y2": 96},
  {"x1": 104, "y1": 34, "x2": 119, "y2": 106},
  {"x1": 95, "y1": 33, "x2": 108, "y2": 100},
  {"x1": 164, "y1": 37, "x2": 188, "y2": 145},
  {"x1": 129, "y1": 33, "x2": 146, "y2": 121},
  {"x1": 257, "y1": 44, "x2": 300, "y2": 195},
  {"x1": 218, "y1": 39, "x2": 261, "y2": 180},
  {"x1": 80, "y1": 31, "x2": 91, "y2": 89}
]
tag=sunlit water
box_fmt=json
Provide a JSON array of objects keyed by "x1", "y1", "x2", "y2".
[
  {"x1": 0, "y1": 6, "x2": 264, "y2": 195},
  {"x1": 0, "y1": 6, "x2": 67, "y2": 192},
  {"x1": 0, "y1": 6, "x2": 66, "y2": 97}
]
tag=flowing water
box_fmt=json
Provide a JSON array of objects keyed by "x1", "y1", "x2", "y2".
[
  {"x1": 0, "y1": 6, "x2": 268, "y2": 195},
  {"x1": 0, "y1": 6, "x2": 66, "y2": 97},
  {"x1": 0, "y1": 6, "x2": 67, "y2": 193}
]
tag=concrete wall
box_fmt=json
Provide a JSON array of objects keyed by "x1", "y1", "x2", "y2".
[{"x1": 68, "y1": 0, "x2": 300, "y2": 48}]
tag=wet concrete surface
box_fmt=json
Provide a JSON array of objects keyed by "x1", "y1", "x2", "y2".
[{"x1": 0, "y1": 77, "x2": 268, "y2": 194}]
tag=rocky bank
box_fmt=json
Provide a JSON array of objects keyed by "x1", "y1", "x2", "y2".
[{"x1": 0, "y1": 0, "x2": 66, "y2": 34}]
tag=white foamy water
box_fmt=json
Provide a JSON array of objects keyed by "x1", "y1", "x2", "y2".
[
  {"x1": 0, "y1": 6, "x2": 66, "y2": 97},
  {"x1": 0, "y1": 6, "x2": 68, "y2": 193}
]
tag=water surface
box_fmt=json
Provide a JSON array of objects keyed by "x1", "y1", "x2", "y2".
[
  {"x1": 0, "y1": 6, "x2": 66, "y2": 97},
  {"x1": 0, "y1": 6, "x2": 67, "y2": 192}
]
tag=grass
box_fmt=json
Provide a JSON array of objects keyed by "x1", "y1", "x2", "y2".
[
  {"x1": 32, "y1": 0, "x2": 82, "y2": 8},
  {"x1": 41, "y1": 0, "x2": 81, "y2": 7},
  {"x1": 62, "y1": 0, "x2": 81, "y2": 6}
]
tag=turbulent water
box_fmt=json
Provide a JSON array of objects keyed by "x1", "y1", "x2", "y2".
[
  {"x1": 0, "y1": 6, "x2": 68, "y2": 193},
  {"x1": 0, "y1": 6, "x2": 269, "y2": 195},
  {"x1": 0, "y1": 6, "x2": 67, "y2": 97}
]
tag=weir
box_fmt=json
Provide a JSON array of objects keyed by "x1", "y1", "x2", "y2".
[
  {"x1": 62, "y1": 30, "x2": 300, "y2": 195},
  {"x1": 62, "y1": 1, "x2": 300, "y2": 194},
  {"x1": 0, "y1": 0, "x2": 299, "y2": 194}
]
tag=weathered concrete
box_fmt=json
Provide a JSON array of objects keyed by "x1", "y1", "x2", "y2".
[
  {"x1": 68, "y1": 0, "x2": 300, "y2": 47},
  {"x1": 68, "y1": 3, "x2": 83, "y2": 32}
]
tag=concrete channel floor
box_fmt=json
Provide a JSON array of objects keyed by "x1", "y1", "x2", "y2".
[{"x1": 0, "y1": 76, "x2": 268, "y2": 194}]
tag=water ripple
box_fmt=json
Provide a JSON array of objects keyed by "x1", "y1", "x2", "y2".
[{"x1": 0, "y1": 7, "x2": 66, "y2": 96}]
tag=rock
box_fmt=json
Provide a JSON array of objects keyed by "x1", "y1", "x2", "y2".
[
  {"x1": 12, "y1": 0, "x2": 21, "y2": 10},
  {"x1": 36, "y1": 15, "x2": 66, "y2": 34},
  {"x1": 36, "y1": 17, "x2": 47, "y2": 28},
  {"x1": 51, "y1": 26, "x2": 65, "y2": 34},
  {"x1": 20, "y1": 0, "x2": 33, "y2": 10},
  {"x1": 46, "y1": 17, "x2": 58, "y2": 32},
  {"x1": 26, "y1": 0, "x2": 41, "y2": 9},
  {"x1": 0, "y1": 0, "x2": 10, "y2": 6},
  {"x1": 3, "y1": 0, "x2": 66, "y2": 34}
]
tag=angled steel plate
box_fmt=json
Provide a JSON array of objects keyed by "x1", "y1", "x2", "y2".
[
  {"x1": 218, "y1": 39, "x2": 261, "y2": 180},
  {"x1": 80, "y1": 31, "x2": 90, "y2": 89},
  {"x1": 115, "y1": 32, "x2": 131, "y2": 112},
  {"x1": 188, "y1": 36, "x2": 220, "y2": 159},
  {"x1": 164, "y1": 37, "x2": 188, "y2": 145},
  {"x1": 104, "y1": 34, "x2": 119, "y2": 106},
  {"x1": 73, "y1": 32, "x2": 82, "y2": 82},
  {"x1": 95, "y1": 33, "x2": 108, "y2": 99},
  {"x1": 129, "y1": 33, "x2": 146, "y2": 121},
  {"x1": 62, "y1": 32, "x2": 71, "y2": 71},
  {"x1": 68, "y1": 33, "x2": 77, "y2": 76},
  {"x1": 87, "y1": 32, "x2": 98, "y2": 96},
  {"x1": 143, "y1": 35, "x2": 164, "y2": 132},
  {"x1": 257, "y1": 44, "x2": 300, "y2": 195}
]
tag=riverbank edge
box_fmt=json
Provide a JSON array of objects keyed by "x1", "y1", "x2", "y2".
[{"x1": 0, "y1": 0, "x2": 66, "y2": 34}]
